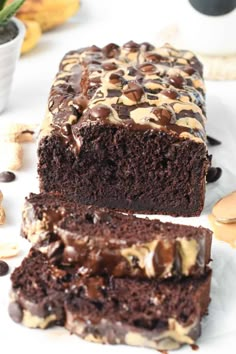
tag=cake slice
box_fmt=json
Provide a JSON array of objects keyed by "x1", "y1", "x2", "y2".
[
  {"x1": 9, "y1": 249, "x2": 212, "y2": 351},
  {"x1": 22, "y1": 192, "x2": 212, "y2": 279},
  {"x1": 38, "y1": 42, "x2": 210, "y2": 216}
]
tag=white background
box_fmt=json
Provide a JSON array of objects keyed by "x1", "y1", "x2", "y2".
[{"x1": 0, "y1": 0, "x2": 236, "y2": 353}]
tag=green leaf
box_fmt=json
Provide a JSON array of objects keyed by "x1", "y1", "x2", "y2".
[
  {"x1": 0, "y1": 0, "x2": 25, "y2": 25},
  {"x1": 0, "y1": 0, "x2": 8, "y2": 12}
]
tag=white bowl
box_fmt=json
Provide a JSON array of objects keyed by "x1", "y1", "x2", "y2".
[{"x1": 0, "y1": 17, "x2": 25, "y2": 113}]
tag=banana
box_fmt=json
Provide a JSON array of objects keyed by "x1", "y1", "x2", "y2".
[
  {"x1": 16, "y1": 0, "x2": 80, "y2": 32},
  {"x1": 21, "y1": 19, "x2": 42, "y2": 54}
]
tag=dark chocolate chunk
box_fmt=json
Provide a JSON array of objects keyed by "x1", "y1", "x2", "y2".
[
  {"x1": 90, "y1": 105, "x2": 111, "y2": 119},
  {"x1": 206, "y1": 167, "x2": 222, "y2": 183},
  {"x1": 0, "y1": 260, "x2": 9, "y2": 276},
  {"x1": 138, "y1": 63, "x2": 156, "y2": 73},
  {"x1": 127, "y1": 66, "x2": 137, "y2": 76},
  {"x1": 169, "y1": 75, "x2": 185, "y2": 88},
  {"x1": 102, "y1": 43, "x2": 120, "y2": 58},
  {"x1": 189, "y1": 57, "x2": 203, "y2": 76},
  {"x1": 160, "y1": 88, "x2": 179, "y2": 99},
  {"x1": 72, "y1": 95, "x2": 88, "y2": 113},
  {"x1": 109, "y1": 72, "x2": 123, "y2": 85},
  {"x1": 8, "y1": 302, "x2": 23, "y2": 323},
  {"x1": 123, "y1": 40, "x2": 140, "y2": 52},
  {"x1": 152, "y1": 106, "x2": 176, "y2": 125},
  {"x1": 191, "y1": 344, "x2": 199, "y2": 351},
  {"x1": 207, "y1": 135, "x2": 221, "y2": 146},
  {"x1": 182, "y1": 65, "x2": 197, "y2": 76},
  {"x1": 102, "y1": 62, "x2": 118, "y2": 71},
  {"x1": 61, "y1": 123, "x2": 72, "y2": 137},
  {"x1": 145, "y1": 53, "x2": 163, "y2": 63},
  {"x1": 140, "y1": 42, "x2": 155, "y2": 51},
  {"x1": 0, "y1": 171, "x2": 16, "y2": 183},
  {"x1": 123, "y1": 82, "x2": 144, "y2": 102}
]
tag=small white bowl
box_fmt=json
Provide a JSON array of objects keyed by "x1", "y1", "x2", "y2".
[{"x1": 0, "y1": 17, "x2": 25, "y2": 113}]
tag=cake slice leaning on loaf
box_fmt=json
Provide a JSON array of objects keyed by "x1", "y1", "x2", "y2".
[
  {"x1": 37, "y1": 41, "x2": 210, "y2": 216},
  {"x1": 9, "y1": 249, "x2": 212, "y2": 351},
  {"x1": 21, "y1": 192, "x2": 212, "y2": 279}
]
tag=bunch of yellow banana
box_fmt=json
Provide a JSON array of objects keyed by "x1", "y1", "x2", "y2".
[{"x1": 11, "y1": 0, "x2": 80, "y2": 54}]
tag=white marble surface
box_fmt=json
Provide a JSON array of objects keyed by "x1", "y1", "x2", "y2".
[{"x1": 0, "y1": 1, "x2": 236, "y2": 353}]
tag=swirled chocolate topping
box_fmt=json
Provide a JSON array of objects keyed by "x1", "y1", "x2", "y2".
[{"x1": 48, "y1": 42, "x2": 206, "y2": 143}]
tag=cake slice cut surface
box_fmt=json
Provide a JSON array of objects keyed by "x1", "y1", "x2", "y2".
[
  {"x1": 9, "y1": 249, "x2": 212, "y2": 351},
  {"x1": 22, "y1": 192, "x2": 212, "y2": 279}
]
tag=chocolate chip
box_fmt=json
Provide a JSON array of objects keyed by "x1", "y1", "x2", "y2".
[
  {"x1": 145, "y1": 53, "x2": 163, "y2": 63},
  {"x1": 160, "y1": 89, "x2": 179, "y2": 99},
  {"x1": 151, "y1": 106, "x2": 176, "y2": 125},
  {"x1": 102, "y1": 62, "x2": 118, "y2": 71},
  {"x1": 8, "y1": 302, "x2": 23, "y2": 323},
  {"x1": 102, "y1": 43, "x2": 120, "y2": 58},
  {"x1": 90, "y1": 105, "x2": 111, "y2": 119},
  {"x1": 189, "y1": 57, "x2": 203, "y2": 76},
  {"x1": 123, "y1": 82, "x2": 144, "y2": 102},
  {"x1": 140, "y1": 42, "x2": 155, "y2": 51},
  {"x1": 109, "y1": 72, "x2": 123, "y2": 85},
  {"x1": 138, "y1": 63, "x2": 156, "y2": 73},
  {"x1": 127, "y1": 66, "x2": 137, "y2": 76},
  {"x1": 61, "y1": 123, "x2": 72, "y2": 136},
  {"x1": 0, "y1": 260, "x2": 9, "y2": 276},
  {"x1": 168, "y1": 74, "x2": 184, "y2": 88},
  {"x1": 123, "y1": 41, "x2": 140, "y2": 52},
  {"x1": 0, "y1": 171, "x2": 16, "y2": 182},
  {"x1": 207, "y1": 135, "x2": 221, "y2": 146},
  {"x1": 72, "y1": 95, "x2": 88, "y2": 112},
  {"x1": 206, "y1": 167, "x2": 222, "y2": 183},
  {"x1": 182, "y1": 65, "x2": 196, "y2": 76},
  {"x1": 64, "y1": 246, "x2": 78, "y2": 263}
]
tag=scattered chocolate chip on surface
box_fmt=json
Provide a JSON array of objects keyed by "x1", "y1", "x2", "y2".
[
  {"x1": 0, "y1": 260, "x2": 9, "y2": 276},
  {"x1": 206, "y1": 167, "x2": 222, "y2": 183},
  {"x1": 0, "y1": 171, "x2": 16, "y2": 182},
  {"x1": 90, "y1": 105, "x2": 111, "y2": 119},
  {"x1": 123, "y1": 82, "x2": 144, "y2": 102},
  {"x1": 207, "y1": 135, "x2": 222, "y2": 146}
]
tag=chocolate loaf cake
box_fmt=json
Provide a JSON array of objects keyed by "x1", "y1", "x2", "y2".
[
  {"x1": 38, "y1": 41, "x2": 209, "y2": 216},
  {"x1": 22, "y1": 192, "x2": 212, "y2": 279},
  {"x1": 9, "y1": 249, "x2": 212, "y2": 350}
]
